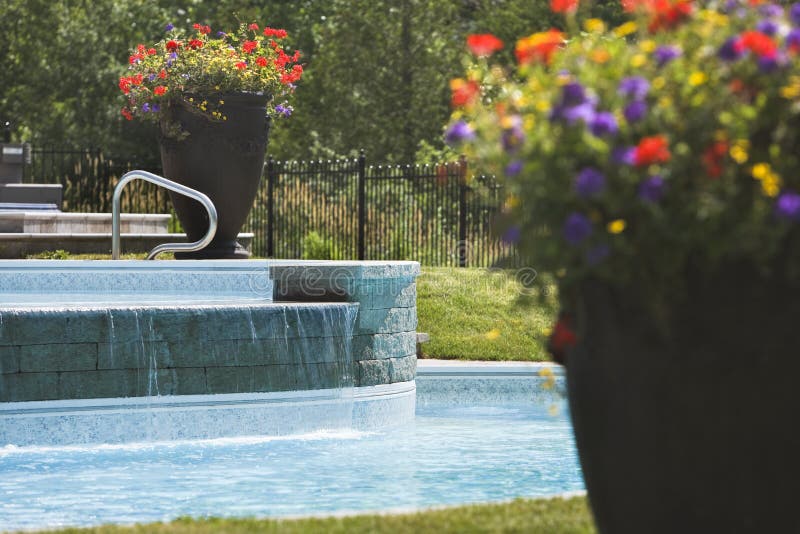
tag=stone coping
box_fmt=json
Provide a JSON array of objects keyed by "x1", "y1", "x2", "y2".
[
  {"x1": 417, "y1": 359, "x2": 564, "y2": 377},
  {"x1": 0, "y1": 213, "x2": 172, "y2": 220}
]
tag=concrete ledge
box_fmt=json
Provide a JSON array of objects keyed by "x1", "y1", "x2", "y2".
[
  {"x1": 0, "y1": 212, "x2": 171, "y2": 234},
  {"x1": 0, "y1": 232, "x2": 254, "y2": 258}
]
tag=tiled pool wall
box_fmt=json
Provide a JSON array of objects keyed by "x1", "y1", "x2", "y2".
[{"x1": 0, "y1": 260, "x2": 419, "y2": 403}]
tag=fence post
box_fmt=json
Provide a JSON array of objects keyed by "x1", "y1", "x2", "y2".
[
  {"x1": 266, "y1": 155, "x2": 276, "y2": 258},
  {"x1": 458, "y1": 155, "x2": 468, "y2": 268},
  {"x1": 357, "y1": 149, "x2": 366, "y2": 261}
]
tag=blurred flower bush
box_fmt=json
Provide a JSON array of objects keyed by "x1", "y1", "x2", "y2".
[
  {"x1": 449, "y1": 0, "x2": 800, "y2": 312},
  {"x1": 119, "y1": 21, "x2": 302, "y2": 133}
]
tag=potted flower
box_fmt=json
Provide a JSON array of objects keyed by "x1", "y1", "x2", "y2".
[
  {"x1": 120, "y1": 22, "x2": 302, "y2": 258},
  {"x1": 450, "y1": 1, "x2": 800, "y2": 532}
]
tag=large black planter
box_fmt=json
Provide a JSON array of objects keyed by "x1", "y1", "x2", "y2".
[
  {"x1": 159, "y1": 92, "x2": 270, "y2": 259},
  {"x1": 567, "y1": 264, "x2": 800, "y2": 533}
]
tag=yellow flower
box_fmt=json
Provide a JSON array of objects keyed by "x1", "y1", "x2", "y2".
[
  {"x1": 630, "y1": 54, "x2": 647, "y2": 68},
  {"x1": 751, "y1": 163, "x2": 771, "y2": 180},
  {"x1": 219, "y1": 100, "x2": 225, "y2": 105},
  {"x1": 607, "y1": 219, "x2": 627, "y2": 234},
  {"x1": 652, "y1": 77, "x2": 666, "y2": 90},
  {"x1": 535, "y1": 100, "x2": 551, "y2": 113},
  {"x1": 485, "y1": 328, "x2": 501, "y2": 340},
  {"x1": 761, "y1": 174, "x2": 782, "y2": 197},
  {"x1": 688, "y1": 72, "x2": 707, "y2": 87},
  {"x1": 584, "y1": 18, "x2": 605, "y2": 33},
  {"x1": 730, "y1": 140, "x2": 749, "y2": 164},
  {"x1": 781, "y1": 85, "x2": 800, "y2": 99},
  {"x1": 640, "y1": 40, "x2": 657, "y2": 53},
  {"x1": 505, "y1": 195, "x2": 521, "y2": 209},
  {"x1": 614, "y1": 21, "x2": 638, "y2": 37},
  {"x1": 658, "y1": 96, "x2": 673, "y2": 109}
]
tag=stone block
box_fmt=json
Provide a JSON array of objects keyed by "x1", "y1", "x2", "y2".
[
  {"x1": 355, "y1": 354, "x2": 416, "y2": 387},
  {"x1": 98, "y1": 340, "x2": 172, "y2": 370},
  {"x1": 0, "y1": 345, "x2": 19, "y2": 374},
  {"x1": 1, "y1": 372, "x2": 60, "y2": 402},
  {"x1": 19, "y1": 343, "x2": 97, "y2": 372},
  {"x1": 352, "y1": 332, "x2": 416, "y2": 361},
  {"x1": 58, "y1": 369, "x2": 140, "y2": 399},
  {"x1": 151, "y1": 367, "x2": 207, "y2": 396},
  {"x1": 356, "y1": 306, "x2": 417, "y2": 334}
]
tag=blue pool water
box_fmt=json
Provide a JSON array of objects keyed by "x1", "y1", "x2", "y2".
[{"x1": 0, "y1": 387, "x2": 583, "y2": 531}]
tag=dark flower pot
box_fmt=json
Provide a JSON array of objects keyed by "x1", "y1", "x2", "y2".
[
  {"x1": 159, "y1": 92, "x2": 271, "y2": 259},
  {"x1": 567, "y1": 263, "x2": 800, "y2": 533}
]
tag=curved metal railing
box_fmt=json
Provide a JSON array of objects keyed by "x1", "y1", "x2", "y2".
[{"x1": 112, "y1": 170, "x2": 218, "y2": 260}]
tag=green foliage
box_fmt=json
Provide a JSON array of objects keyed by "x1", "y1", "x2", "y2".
[
  {"x1": 455, "y1": 3, "x2": 800, "y2": 310},
  {"x1": 301, "y1": 230, "x2": 340, "y2": 260},
  {"x1": 416, "y1": 267, "x2": 558, "y2": 361},
  {"x1": 26, "y1": 249, "x2": 70, "y2": 260},
  {"x1": 32, "y1": 497, "x2": 595, "y2": 533}
]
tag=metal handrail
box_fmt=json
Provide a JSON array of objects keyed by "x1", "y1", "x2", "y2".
[{"x1": 112, "y1": 170, "x2": 218, "y2": 260}]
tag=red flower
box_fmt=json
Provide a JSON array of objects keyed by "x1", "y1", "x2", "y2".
[
  {"x1": 280, "y1": 64, "x2": 303, "y2": 84},
  {"x1": 466, "y1": 34, "x2": 504, "y2": 57},
  {"x1": 450, "y1": 78, "x2": 480, "y2": 108},
  {"x1": 153, "y1": 85, "x2": 167, "y2": 96},
  {"x1": 242, "y1": 40, "x2": 258, "y2": 54},
  {"x1": 548, "y1": 312, "x2": 576, "y2": 365},
  {"x1": 188, "y1": 38, "x2": 203, "y2": 50},
  {"x1": 515, "y1": 29, "x2": 564, "y2": 65},
  {"x1": 550, "y1": 0, "x2": 579, "y2": 13},
  {"x1": 740, "y1": 30, "x2": 777, "y2": 58},
  {"x1": 131, "y1": 74, "x2": 143, "y2": 85},
  {"x1": 121, "y1": 108, "x2": 133, "y2": 121},
  {"x1": 702, "y1": 141, "x2": 729, "y2": 178},
  {"x1": 129, "y1": 53, "x2": 143, "y2": 64},
  {"x1": 137, "y1": 44, "x2": 146, "y2": 53},
  {"x1": 199, "y1": 25, "x2": 211, "y2": 35},
  {"x1": 166, "y1": 40, "x2": 180, "y2": 52},
  {"x1": 255, "y1": 56, "x2": 268, "y2": 67},
  {"x1": 158, "y1": 69, "x2": 167, "y2": 79},
  {"x1": 275, "y1": 49, "x2": 290, "y2": 68},
  {"x1": 249, "y1": 23, "x2": 259, "y2": 31},
  {"x1": 292, "y1": 50, "x2": 301, "y2": 62},
  {"x1": 648, "y1": 0, "x2": 693, "y2": 32},
  {"x1": 147, "y1": 48, "x2": 157, "y2": 55},
  {"x1": 263, "y1": 27, "x2": 288, "y2": 39},
  {"x1": 634, "y1": 135, "x2": 671, "y2": 167},
  {"x1": 236, "y1": 61, "x2": 248, "y2": 70},
  {"x1": 118, "y1": 77, "x2": 131, "y2": 94}
]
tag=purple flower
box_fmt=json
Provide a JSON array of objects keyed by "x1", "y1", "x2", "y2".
[
  {"x1": 759, "y1": 3, "x2": 783, "y2": 18},
  {"x1": 151, "y1": 104, "x2": 161, "y2": 113},
  {"x1": 791, "y1": 3, "x2": 800, "y2": 26},
  {"x1": 756, "y1": 19, "x2": 780, "y2": 36},
  {"x1": 611, "y1": 146, "x2": 636, "y2": 166},
  {"x1": 501, "y1": 225, "x2": 521, "y2": 244},
  {"x1": 787, "y1": 28, "x2": 800, "y2": 49},
  {"x1": 654, "y1": 45, "x2": 681, "y2": 67},
  {"x1": 623, "y1": 101, "x2": 648, "y2": 123},
  {"x1": 758, "y1": 51, "x2": 786, "y2": 72},
  {"x1": 142, "y1": 103, "x2": 151, "y2": 113},
  {"x1": 502, "y1": 116, "x2": 525, "y2": 153},
  {"x1": 444, "y1": 121, "x2": 475, "y2": 145},
  {"x1": 147, "y1": 73, "x2": 157, "y2": 81},
  {"x1": 562, "y1": 102, "x2": 596, "y2": 125},
  {"x1": 586, "y1": 244, "x2": 610, "y2": 265},
  {"x1": 165, "y1": 23, "x2": 175, "y2": 31},
  {"x1": 589, "y1": 112, "x2": 618, "y2": 137},
  {"x1": 562, "y1": 82, "x2": 589, "y2": 106},
  {"x1": 638, "y1": 175, "x2": 666, "y2": 203},
  {"x1": 275, "y1": 104, "x2": 293, "y2": 117},
  {"x1": 505, "y1": 160, "x2": 523, "y2": 176},
  {"x1": 776, "y1": 191, "x2": 800, "y2": 220},
  {"x1": 574, "y1": 168, "x2": 606, "y2": 198},
  {"x1": 618, "y1": 77, "x2": 650, "y2": 101},
  {"x1": 719, "y1": 37, "x2": 744, "y2": 61},
  {"x1": 563, "y1": 213, "x2": 593, "y2": 245},
  {"x1": 217, "y1": 31, "x2": 227, "y2": 37}
]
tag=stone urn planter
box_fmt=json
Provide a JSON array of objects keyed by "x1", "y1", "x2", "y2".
[
  {"x1": 159, "y1": 92, "x2": 271, "y2": 259},
  {"x1": 566, "y1": 262, "x2": 800, "y2": 534}
]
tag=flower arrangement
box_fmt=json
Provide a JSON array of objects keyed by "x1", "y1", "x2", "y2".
[
  {"x1": 449, "y1": 0, "x2": 800, "y2": 330},
  {"x1": 119, "y1": 21, "x2": 303, "y2": 132}
]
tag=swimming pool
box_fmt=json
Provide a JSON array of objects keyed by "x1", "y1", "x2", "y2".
[{"x1": 0, "y1": 363, "x2": 583, "y2": 531}]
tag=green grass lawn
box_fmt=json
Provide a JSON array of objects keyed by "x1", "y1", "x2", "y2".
[
  {"x1": 416, "y1": 266, "x2": 558, "y2": 361},
  {"x1": 30, "y1": 497, "x2": 594, "y2": 534}
]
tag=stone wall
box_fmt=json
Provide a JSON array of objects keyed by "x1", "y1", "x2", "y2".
[{"x1": 270, "y1": 261, "x2": 419, "y2": 387}]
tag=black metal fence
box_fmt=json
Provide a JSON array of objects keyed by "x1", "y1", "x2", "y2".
[{"x1": 23, "y1": 145, "x2": 517, "y2": 266}]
